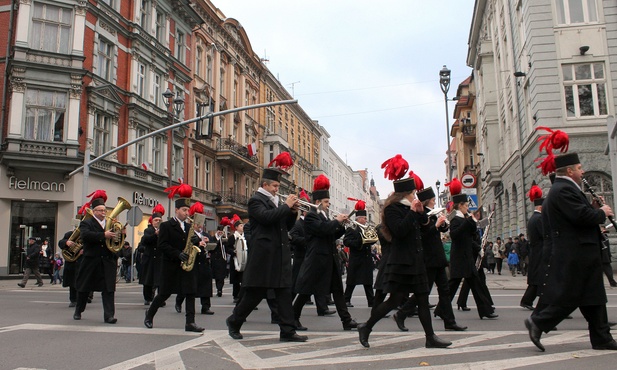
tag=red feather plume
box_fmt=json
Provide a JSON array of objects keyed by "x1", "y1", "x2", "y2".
[
  {"x1": 299, "y1": 189, "x2": 310, "y2": 201},
  {"x1": 347, "y1": 197, "x2": 366, "y2": 211},
  {"x1": 445, "y1": 178, "x2": 462, "y2": 196},
  {"x1": 408, "y1": 171, "x2": 424, "y2": 190},
  {"x1": 528, "y1": 184, "x2": 543, "y2": 202},
  {"x1": 535, "y1": 153, "x2": 556, "y2": 176},
  {"x1": 87, "y1": 189, "x2": 108, "y2": 202},
  {"x1": 148, "y1": 216, "x2": 153, "y2": 224},
  {"x1": 536, "y1": 126, "x2": 569, "y2": 154},
  {"x1": 164, "y1": 179, "x2": 193, "y2": 199},
  {"x1": 152, "y1": 204, "x2": 165, "y2": 216},
  {"x1": 313, "y1": 174, "x2": 330, "y2": 191},
  {"x1": 381, "y1": 154, "x2": 409, "y2": 181},
  {"x1": 189, "y1": 202, "x2": 204, "y2": 216},
  {"x1": 77, "y1": 203, "x2": 90, "y2": 216},
  {"x1": 220, "y1": 216, "x2": 233, "y2": 227},
  {"x1": 268, "y1": 152, "x2": 294, "y2": 171}
]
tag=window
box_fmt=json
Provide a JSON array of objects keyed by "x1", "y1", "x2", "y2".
[
  {"x1": 195, "y1": 46, "x2": 203, "y2": 78},
  {"x1": 93, "y1": 113, "x2": 112, "y2": 156},
  {"x1": 152, "y1": 136, "x2": 162, "y2": 173},
  {"x1": 585, "y1": 171, "x2": 613, "y2": 208},
  {"x1": 136, "y1": 127, "x2": 146, "y2": 167},
  {"x1": 139, "y1": 0, "x2": 150, "y2": 29},
  {"x1": 25, "y1": 89, "x2": 66, "y2": 142},
  {"x1": 152, "y1": 73, "x2": 161, "y2": 107},
  {"x1": 31, "y1": 3, "x2": 72, "y2": 54},
  {"x1": 220, "y1": 167, "x2": 226, "y2": 192},
  {"x1": 220, "y1": 66, "x2": 225, "y2": 95},
  {"x1": 556, "y1": 0, "x2": 597, "y2": 24},
  {"x1": 233, "y1": 77, "x2": 238, "y2": 107},
  {"x1": 205, "y1": 160, "x2": 211, "y2": 190},
  {"x1": 155, "y1": 9, "x2": 165, "y2": 42},
  {"x1": 172, "y1": 145, "x2": 183, "y2": 180},
  {"x1": 206, "y1": 54, "x2": 213, "y2": 85},
  {"x1": 245, "y1": 178, "x2": 250, "y2": 198},
  {"x1": 98, "y1": 39, "x2": 113, "y2": 80},
  {"x1": 176, "y1": 30, "x2": 185, "y2": 63},
  {"x1": 137, "y1": 63, "x2": 146, "y2": 98},
  {"x1": 563, "y1": 63, "x2": 608, "y2": 117},
  {"x1": 194, "y1": 155, "x2": 201, "y2": 188}
]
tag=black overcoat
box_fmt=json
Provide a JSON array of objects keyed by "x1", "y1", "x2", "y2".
[
  {"x1": 58, "y1": 231, "x2": 79, "y2": 288},
  {"x1": 526, "y1": 211, "x2": 544, "y2": 285},
  {"x1": 192, "y1": 231, "x2": 213, "y2": 298},
  {"x1": 24, "y1": 241, "x2": 41, "y2": 268},
  {"x1": 448, "y1": 213, "x2": 478, "y2": 279},
  {"x1": 242, "y1": 192, "x2": 297, "y2": 288},
  {"x1": 373, "y1": 225, "x2": 391, "y2": 290},
  {"x1": 295, "y1": 210, "x2": 346, "y2": 296},
  {"x1": 227, "y1": 233, "x2": 244, "y2": 285},
  {"x1": 157, "y1": 218, "x2": 196, "y2": 295},
  {"x1": 210, "y1": 236, "x2": 229, "y2": 282},
  {"x1": 382, "y1": 202, "x2": 428, "y2": 293},
  {"x1": 138, "y1": 225, "x2": 160, "y2": 286},
  {"x1": 289, "y1": 218, "x2": 307, "y2": 293},
  {"x1": 75, "y1": 216, "x2": 117, "y2": 292},
  {"x1": 541, "y1": 177, "x2": 607, "y2": 306},
  {"x1": 343, "y1": 226, "x2": 375, "y2": 286},
  {"x1": 420, "y1": 208, "x2": 449, "y2": 268}
]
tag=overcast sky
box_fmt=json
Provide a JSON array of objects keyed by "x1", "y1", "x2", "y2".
[{"x1": 218, "y1": 0, "x2": 476, "y2": 198}]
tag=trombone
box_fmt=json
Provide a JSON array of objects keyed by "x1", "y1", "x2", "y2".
[{"x1": 276, "y1": 192, "x2": 317, "y2": 212}]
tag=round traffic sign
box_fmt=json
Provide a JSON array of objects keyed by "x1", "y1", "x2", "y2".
[{"x1": 461, "y1": 173, "x2": 476, "y2": 188}]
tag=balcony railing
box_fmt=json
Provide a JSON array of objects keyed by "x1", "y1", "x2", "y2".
[
  {"x1": 212, "y1": 191, "x2": 250, "y2": 207},
  {"x1": 217, "y1": 138, "x2": 258, "y2": 164}
]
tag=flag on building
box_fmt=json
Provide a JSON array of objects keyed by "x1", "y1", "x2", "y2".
[
  {"x1": 141, "y1": 162, "x2": 151, "y2": 171},
  {"x1": 247, "y1": 142, "x2": 257, "y2": 157}
]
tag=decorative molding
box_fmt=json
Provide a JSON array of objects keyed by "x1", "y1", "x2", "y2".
[
  {"x1": 19, "y1": 0, "x2": 31, "y2": 5},
  {"x1": 75, "y1": 1, "x2": 87, "y2": 16},
  {"x1": 99, "y1": 21, "x2": 117, "y2": 36}
]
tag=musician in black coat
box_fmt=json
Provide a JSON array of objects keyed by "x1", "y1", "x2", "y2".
[
  {"x1": 211, "y1": 227, "x2": 229, "y2": 297},
  {"x1": 394, "y1": 187, "x2": 466, "y2": 332},
  {"x1": 145, "y1": 190, "x2": 204, "y2": 333},
  {"x1": 358, "y1": 175, "x2": 451, "y2": 349},
  {"x1": 73, "y1": 195, "x2": 120, "y2": 324},
  {"x1": 227, "y1": 218, "x2": 245, "y2": 304},
  {"x1": 520, "y1": 194, "x2": 544, "y2": 309},
  {"x1": 343, "y1": 210, "x2": 375, "y2": 307},
  {"x1": 526, "y1": 153, "x2": 617, "y2": 351},
  {"x1": 372, "y1": 224, "x2": 390, "y2": 313},
  {"x1": 58, "y1": 230, "x2": 81, "y2": 307},
  {"x1": 226, "y1": 167, "x2": 306, "y2": 342},
  {"x1": 139, "y1": 205, "x2": 164, "y2": 305},
  {"x1": 293, "y1": 178, "x2": 357, "y2": 331},
  {"x1": 447, "y1": 191, "x2": 496, "y2": 320}
]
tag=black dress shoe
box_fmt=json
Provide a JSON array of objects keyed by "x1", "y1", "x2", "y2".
[
  {"x1": 393, "y1": 312, "x2": 408, "y2": 332},
  {"x1": 425, "y1": 334, "x2": 452, "y2": 348},
  {"x1": 343, "y1": 319, "x2": 358, "y2": 330},
  {"x1": 610, "y1": 281, "x2": 617, "y2": 288},
  {"x1": 457, "y1": 305, "x2": 471, "y2": 311},
  {"x1": 295, "y1": 320, "x2": 307, "y2": 331},
  {"x1": 358, "y1": 323, "x2": 371, "y2": 348},
  {"x1": 520, "y1": 304, "x2": 534, "y2": 310},
  {"x1": 201, "y1": 308, "x2": 214, "y2": 315},
  {"x1": 73, "y1": 312, "x2": 81, "y2": 320},
  {"x1": 428, "y1": 304, "x2": 436, "y2": 309},
  {"x1": 326, "y1": 298, "x2": 335, "y2": 305},
  {"x1": 144, "y1": 311, "x2": 153, "y2": 329},
  {"x1": 280, "y1": 333, "x2": 308, "y2": 342},
  {"x1": 480, "y1": 313, "x2": 499, "y2": 319},
  {"x1": 105, "y1": 317, "x2": 118, "y2": 324},
  {"x1": 185, "y1": 323, "x2": 205, "y2": 332},
  {"x1": 445, "y1": 323, "x2": 468, "y2": 331},
  {"x1": 17, "y1": 283, "x2": 25, "y2": 288},
  {"x1": 217, "y1": 291, "x2": 222, "y2": 297},
  {"x1": 306, "y1": 300, "x2": 314, "y2": 305},
  {"x1": 318, "y1": 309, "x2": 337, "y2": 316},
  {"x1": 175, "y1": 304, "x2": 182, "y2": 313},
  {"x1": 345, "y1": 302, "x2": 354, "y2": 308},
  {"x1": 87, "y1": 298, "x2": 92, "y2": 304},
  {"x1": 36, "y1": 282, "x2": 44, "y2": 287},
  {"x1": 592, "y1": 339, "x2": 617, "y2": 350},
  {"x1": 69, "y1": 302, "x2": 76, "y2": 308},
  {"x1": 161, "y1": 301, "x2": 166, "y2": 307},
  {"x1": 226, "y1": 317, "x2": 243, "y2": 340},
  {"x1": 608, "y1": 321, "x2": 617, "y2": 327},
  {"x1": 144, "y1": 301, "x2": 151, "y2": 306},
  {"x1": 524, "y1": 317, "x2": 545, "y2": 352}
]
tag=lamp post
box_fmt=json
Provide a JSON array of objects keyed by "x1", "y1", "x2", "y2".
[
  {"x1": 163, "y1": 88, "x2": 185, "y2": 217},
  {"x1": 439, "y1": 65, "x2": 452, "y2": 181},
  {"x1": 435, "y1": 180, "x2": 441, "y2": 208}
]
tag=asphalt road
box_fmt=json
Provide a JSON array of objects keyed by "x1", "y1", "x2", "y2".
[{"x1": 2, "y1": 272, "x2": 617, "y2": 369}]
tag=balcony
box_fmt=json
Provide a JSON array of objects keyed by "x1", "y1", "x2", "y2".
[
  {"x1": 264, "y1": 128, "x2": 289, "y2": 148},
  {"x1": 461, "y1": 120, "x2": 476, "y2": 143},
  {"x1": 216, "y1": 137, "x2": 258, "y2": 171},
  {"x1": 0, "y1": 138, "x2": 82, "y2": 173},
  {"x1": 212, "y1": 190, "x2": 249, "y2": 217}
]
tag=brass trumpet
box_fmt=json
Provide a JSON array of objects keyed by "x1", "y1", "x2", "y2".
[{"x1": 276, "y1": 192, "x2": 317, "y2": 212}]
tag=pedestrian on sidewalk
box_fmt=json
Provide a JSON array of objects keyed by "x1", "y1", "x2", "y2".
[
  {"x1": 18, "y1": 237, "x2": 44, "y2": 288},
  {"x1": 52, "y1": 253, "x2": 64, "y2": 285},
  {"x1": 508, "y1": 249, "x2": 519, "y2": 277}
]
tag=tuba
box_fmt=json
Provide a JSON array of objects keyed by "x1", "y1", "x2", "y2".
[
  {"x1": 181, "y1": 213, "x2": 205, "y2": 272},
  {"x1": 105, "y1": 197, "x2": 132, "y2": 254},
  {"x1": 233, "y1": 233, "x2": 248, "y2": 272},
  {"x1": 62, "y1": 209, "x2": 94, "y2": 262}
]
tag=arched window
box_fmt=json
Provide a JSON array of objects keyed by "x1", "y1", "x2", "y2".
[
  {"x1": 504, "y1": 190, "x2": 510, "y2": 237},
  {"x1": 511, "y1": 183, "x2": 518, "y2": 234},
  {"x1": 584, "y1": 171, "x2": 613, "y2": 208}
]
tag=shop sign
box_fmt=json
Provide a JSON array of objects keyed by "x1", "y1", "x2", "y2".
[
  {"x1": 203, "y1": 206, "x2": 215, "y2": 219},
  {"x1": 133, "y1": 192, "x2": 159, "y2": 207},
  {"x1": 8, "y1": 176, "x2": 66, "y2": 192}
]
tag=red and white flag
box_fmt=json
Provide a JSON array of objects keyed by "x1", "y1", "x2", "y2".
[
  {"x1": 141, "y1": 162, "x2": 151, "y2": 171},
  {"x1": 247, "y1": 142, "x2": 257, "y2": 157}
]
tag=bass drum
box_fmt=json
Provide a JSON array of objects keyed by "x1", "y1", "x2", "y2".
[{"x1": 233, "y1": 237, "x2": 248, "y2": 272}]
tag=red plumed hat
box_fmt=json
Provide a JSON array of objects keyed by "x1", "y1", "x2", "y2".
[
  {"x1": 268, "y1": 151, "x2": 294, "y2": 171},
  {"x1": 299, "y1": 188, "x2": 310, "y2": 202},
  {"x1": 152, "y1": 203, "x2": 165, "y2": 218},
  {"x1": 230, "y1": 214, "x2": 242, "y2": 230},
  {"x1": 535, "y1": 153, "x2": 556, "y2": 176},
  {"x1": 381, "y1": 154, "x2": 409, "y2": 181},
  {"x1": 446, "y1": 178, "x2": 467, "y2": 204},
  {"x1": 312, "y1": 174, "x2": 330, "y2": 201},
  {"x1": 408, "y1": 171, "x2": 424, "y2": 191},
  {"x1": 220, "y1": 216, "x2": 233, "y2": 227},
  {"x1": 87, "y1": 189, "x2": 108, "y2": 208},
  {"x1": 347, "y1": 197, "x2": 366, "y2": 211},
  {"x1": 528, "y1": 182, "x2": 544, "y2": 206},
  {"x1": 165, "y1": 179, "x2": 193, "y2": 208},
  {"x1": 536, "y1": 126, "x2": 569, "y2": 154},
  {"x1": 77, "y1": 202, "x2": 90, "y2": 216},
  {"x1": 189, "y1": 202, "x2": 204, "y2": 216}
]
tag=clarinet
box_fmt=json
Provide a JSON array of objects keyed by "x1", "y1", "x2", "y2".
[{"x1": 582, "y1": 178, "x2": 617, "y2": 230}]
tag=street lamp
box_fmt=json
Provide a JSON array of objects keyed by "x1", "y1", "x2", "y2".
[
  {"x1": 435, "y1": 180, "x2": 441, "y2": 207},
  {"x1": 439, "y1": 65, "x2": 452, "y2": 181},
  {"x1": 163, "y1": 88, "x2": 185, "y2": 217}
]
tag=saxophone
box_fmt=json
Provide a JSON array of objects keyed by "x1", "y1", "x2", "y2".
[
  {"x1": 62, "y1": 209, "x2": 94, "y2": 262},
  {"x1": 181, "y1": 213, "x2": 205, "y2": 272},
  {"x1": 105, "y1": 197, "x2": 132, "y2": 254},
  {"x1": 475, "y1": 211, "x2": 494, "y2": 270}
]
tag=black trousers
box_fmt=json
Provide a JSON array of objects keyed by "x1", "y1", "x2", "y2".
[
  {"x1": 69, "y1": 286, "x2": 77, "y2": 303},
  {"x1": 405, "y1": 267, "x2": 457, "y2": 326},
  {"x1": 76, "y1": 291, "x2": 114, "y2": 321},
  {"x1": 176, "y1": 293, "x2": 211, "y2": 310},
  {"x1": 448, "y1": 276, "x2": 493, "y2": 318},
  {"x1": 532, "y1": 304, "x2": 613, "y2": 346},
  {"x1": 603, "y1": 263, "x2": 617, "y2": 285},
  {"x1": 227, "y1": 287, "x2": 296, "y2": 336},
  {"x1": 143, "y1": 285, "x2": 154, "y2": 302},
  {"x1": 366, "y1": 291, "x2": 435, "y2": 336},
  {"x1": 456, "y1": 268, "x2": 494, "y2": 307},
  {"x1": 294, "y1": 291, "x2": 352, "y2": 325},
  {"x1": 148, "y1": 293, "x2": 195, "y2": 325},
  {"x1": 521, "y1": 284, "x2": 538, "y2": 307},
  {"x1": 496, "y1": 258, "x2": 503, "y2": 274},
  {"x1": 344, "y1": 284, "x2": 375, "y2": 305}
]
